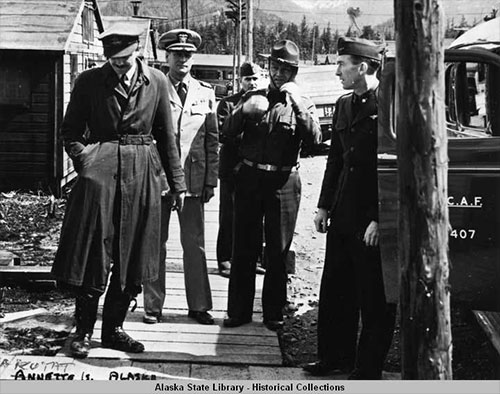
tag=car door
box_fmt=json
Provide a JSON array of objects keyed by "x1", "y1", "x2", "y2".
[{"x1": 377, "y1": 49, "x2": 500, "y2": 311}]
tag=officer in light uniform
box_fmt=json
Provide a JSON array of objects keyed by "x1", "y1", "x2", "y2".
[{"x1": 142, "y1": 29, "x2": 218, "y2": 326}]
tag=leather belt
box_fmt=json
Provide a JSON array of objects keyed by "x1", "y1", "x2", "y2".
[
  {"x1": 88, "y1": 135, "x2": 154, "y2": 145},
  {"x1": 242, "y1": 158, "x2": 299, "y2": 172},
  {"x1": 117, "y1": 134, "x2": 153, "y2": 145}
]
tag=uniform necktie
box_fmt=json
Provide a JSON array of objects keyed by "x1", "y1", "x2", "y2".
[
  {"x1": 177, "y1": 82, "x2": 187, "y2": 106},
  {"x1": 120, "y1": 74, "x2": 130, "y2": 92}
]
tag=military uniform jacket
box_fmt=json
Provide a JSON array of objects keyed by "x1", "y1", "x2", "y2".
[
  {"x1": 216, "y1": 90, "x2": 245, "y2": 181},
  {"x1": 52, "y1": 60, "x2": 186, "y2": 292},
  {"x1": 222, "y1": 88, "x2": 322, "y2": 167},
  {"x1": 317, "y1": 88, "x2": 379, "y2": 234},
  {"x1": 166, "y1": 74, "x2": 218, "y2": 195}
]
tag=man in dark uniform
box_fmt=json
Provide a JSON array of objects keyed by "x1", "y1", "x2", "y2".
[
  {"x1": 216, "y1": 62, "x2": 262, "y2": 278},
  {"x1": 303, "y1": 37, "x2": 396, "y2": 379},
  {"x1": 222, "y1": 40, "x2": 322, "y2": 331},
  {"x1": 51, "y1": 24, "x2": 186, "y2": 358}
]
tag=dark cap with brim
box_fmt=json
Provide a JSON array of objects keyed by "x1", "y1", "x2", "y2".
[
  {"x1": 337, "y1": 37, "x2": 384, "y2": 61},
  {"x1": 240, "y1": 62, "x2": 261, "y2": 77},
  {"x1": 98, "y1": 23, "x2": 142, "y2": 58},
  {"x1": 158, "y1": 29, "x2": 202, "y2": 52},
  {"x1": 261, "y1": 40, "x2": 300, "y2": 68}
]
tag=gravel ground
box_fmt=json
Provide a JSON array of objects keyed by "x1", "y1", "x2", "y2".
[{"x1": 1, "y1": 156, "x2": 499, "y2": 379}]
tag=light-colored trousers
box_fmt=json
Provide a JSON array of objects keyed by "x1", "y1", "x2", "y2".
[{"x1": 143, "y1": 196, "x2": 213, "y2": 315}]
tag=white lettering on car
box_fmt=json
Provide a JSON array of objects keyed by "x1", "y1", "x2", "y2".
[{"x1": 447, "y1": 196, "x2": 483, "y2": 208}]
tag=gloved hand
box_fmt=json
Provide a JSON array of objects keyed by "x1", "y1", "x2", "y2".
[
  {"x1": 280, "y1": 82, "x2": 303, "y2": 107},
  {"x1": 241, "y1": 94, "x2": 269, "y2": 121}
]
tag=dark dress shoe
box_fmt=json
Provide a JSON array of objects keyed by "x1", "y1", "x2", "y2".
[
  {"x1": 223, "y1": 316, "x2": 252, "y2": 327},
  {"x1": 347, "y1": 368, "x2": 382, "y2": 380},
  {"x1": 101, "y1": 327, "x2": 144, "y2": 353},
  {"x1": 70, "y1": 332, "x2": 92, "y2": 359},
  {"x1": 263, "y1": 319, "x2": 284, "y2": 331},
  {"x1": 218, "y1": 261, "x2": 231, "y2": 278},
  {"x1": 303, "y1": 360, "x2": 353, "y2": 376},
  {"x1": 188, "y1": 310, "x2": 215, "y2": 325}
]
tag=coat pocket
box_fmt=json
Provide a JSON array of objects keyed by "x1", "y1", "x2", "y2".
[
  {"x1": 275, "y1": 114, "x2": 297, "y2": 135},
  {"x1": 73, "y1": 143, "x2": 99, "y2": 173},
  {"x1": 149, "y1": 145, "x2": 164, "y2": 175}
]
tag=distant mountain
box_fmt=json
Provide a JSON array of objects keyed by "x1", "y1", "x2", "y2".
[
  {"x1": 286, "y1": 0, "x2": 499, "y2": 31},
  {"x1": 99, "y1": 0, "x2": 285, "y2": 28},
  {"x1": 99, "y1": 0, "x2": 498, "y2": 33}
]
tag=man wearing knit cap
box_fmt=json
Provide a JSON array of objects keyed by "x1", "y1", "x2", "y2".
[
  {"x1": 216, "y1": 62, "x2": 264, "y2": 278},
  {"x1": 303, "y1": 37, "x2": 396, "y2": 379},
  {"x1": 221, "y1": 40, "x2": 322, "y2": 331},
  {"x1": 52, "y1": 23, "x2": 186, "y2": 358},
  {"x1": 142, "y1": 29, "x2": 218, "y2": 326}
]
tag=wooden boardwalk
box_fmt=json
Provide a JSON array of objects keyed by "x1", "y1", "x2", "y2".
[{"x1": 55, "y1": 192, "x2": 283, "y2": 367}]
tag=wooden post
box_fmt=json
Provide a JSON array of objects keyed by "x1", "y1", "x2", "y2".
[
  {"x1": 395, "y1": 0, "x2": 452, "y2": 379},
  {"x1": 247, "y1": 0, "x2": 254, "y2": 62},
  {"x1": 237, "y1": 0, "x2": 242, "y2": 92},
  {"x1": 232, "y1": 22, "x2": 238, "y2": 94}
]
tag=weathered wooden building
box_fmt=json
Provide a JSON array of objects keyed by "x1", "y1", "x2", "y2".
[{"x1": 0, "y1": 0, "x2": 105, "y2": 195}]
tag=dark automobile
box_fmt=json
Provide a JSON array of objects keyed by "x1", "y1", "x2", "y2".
[{"x1": 377, "y1": 18, "x2": 500, "y2": 312}]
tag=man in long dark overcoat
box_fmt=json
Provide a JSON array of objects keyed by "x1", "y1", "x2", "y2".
[
  {"x1": 51, "y1": 24, "x2": 186, "y2": 358},
  {"x1": 303, "y1": 37, "x2": 396, "y2": 379}
]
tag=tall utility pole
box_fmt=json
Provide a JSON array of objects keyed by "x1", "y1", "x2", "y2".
[
  {"x1": 225, "y1": 0, "x2": 246, "y2": 92},
  {"x1": 238, "y1": 0, "x2": 243, "y2": 80},
  {"x1": 181, "y1": 0, "x2": 188, "y2": 28},
  {"x1": 395, "y1": 0, "x2": 452, "y2": 379},
  {"x1": 247, "y1": 0, "x2": 254, "y2": 62}
]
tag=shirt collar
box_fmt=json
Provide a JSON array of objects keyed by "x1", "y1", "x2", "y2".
[
  {"x1": 353, "y1": 83, "x2": 379, "y2": 104},
  {"x1": 168, "y1": 73, "x2": 191, "y2": 89},
  {"x1": 112, "y1": 61, "x2": 137, "y2": 82},
  {"x1": 124, "y1": 62, "x2": 137, "y2": 82}
]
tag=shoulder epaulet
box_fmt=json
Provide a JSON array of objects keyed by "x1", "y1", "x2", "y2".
[{"x1": 198, "y1": 80, "x2": 213, "y2": 89}]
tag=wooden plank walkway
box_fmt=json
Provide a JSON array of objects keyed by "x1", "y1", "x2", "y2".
[{"x1": 55, "y1": 192, "x2": 283, "y2": 367}]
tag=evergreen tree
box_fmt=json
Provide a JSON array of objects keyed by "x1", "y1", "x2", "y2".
[
  {"x1": 360, "y1": 25, "x2": 376, "y2": 40},
  {"x1": 284, "y1": 23, "x2": 299, "y2": 47},
  {"x1": 299, "y1": 15, "x2": 310, "y2": 60},
  {"x1": 320, "y1": 23, "x2": 333, "y2": 54}
]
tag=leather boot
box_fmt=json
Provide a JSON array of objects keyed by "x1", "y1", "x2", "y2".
[
  {"x1": 101, "y1": 283, "x2": 144, "y2": 353},
  {"x1": 70, "y1": 294, "x2": 98, "y2": 358}
]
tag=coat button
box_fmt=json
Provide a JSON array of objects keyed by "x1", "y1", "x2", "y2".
[
  {"x1": 113, "y1": 174, "x2": 117, "y2": 179},
  {"x1": 350, "y1": 147, "x2": 354, "y2": 152},
  {"x1": 349, "y1": 167, "x2": 354, "y2": 172}
]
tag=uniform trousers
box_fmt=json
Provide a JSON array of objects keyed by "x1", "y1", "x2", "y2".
[
  {"x1": 317, "y1": 229, "x2": 396, "y2": 374},
  {"x1": 143, "y1": 195, "x2": 212, "y2": 315},
  {"x1": 217, "y1": 177, "x2": 264, "y2": 269},
  {"x1": 227, "y1": 165, "x2": 301, "y2": 322},
  {"x1": 216, "y1": 178, "x2": 235, "y2": 267}
]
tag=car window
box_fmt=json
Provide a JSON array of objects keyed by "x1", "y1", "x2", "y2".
[{"x1": 446, "y1": 61, "x2": 492, "y2": 138}]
